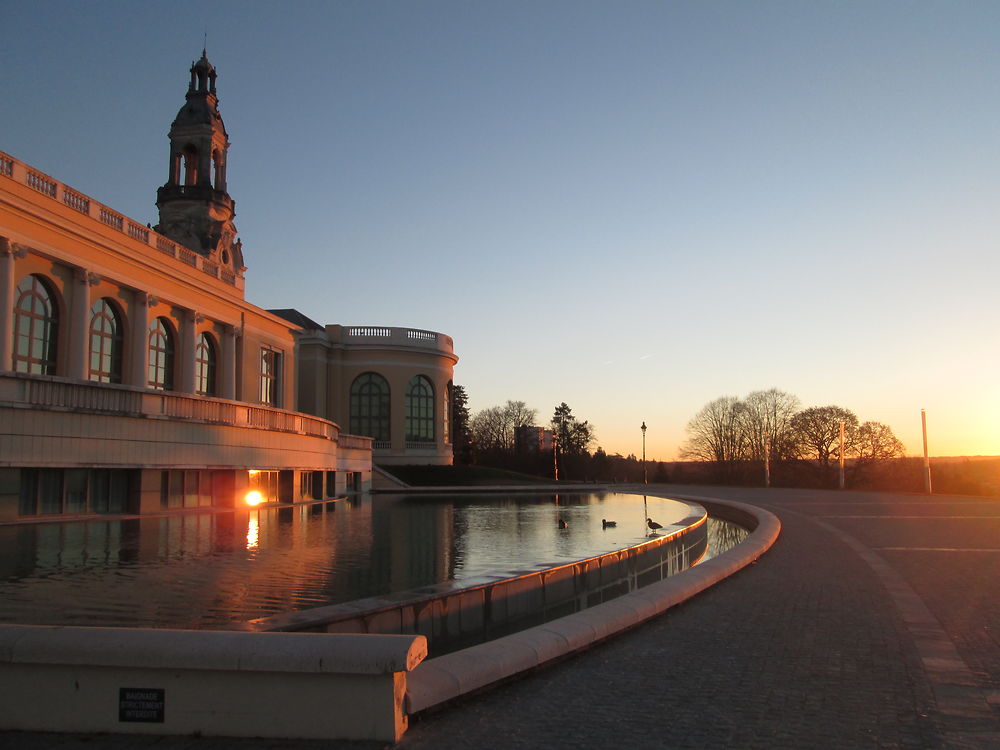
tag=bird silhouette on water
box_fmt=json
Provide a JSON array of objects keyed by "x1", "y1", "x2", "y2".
[
  {"x1": 646, "y1": 518, "x2": 663, "y2": 532},
  {"x1": 602, "y1": 519, "x2": 617, "y2": 528}
]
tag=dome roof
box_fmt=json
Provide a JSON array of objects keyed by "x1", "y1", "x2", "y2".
[{"x1": 191, "y1": 49, "x2": 215, "y2": 75}]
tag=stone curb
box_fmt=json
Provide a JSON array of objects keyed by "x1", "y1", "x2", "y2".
[
  {"x1": 0, "y1": 627, "x2": 427, "y2": 675},
  {"x1": 405, "y1": 495, "x2": 780, "y2": 714},
  {"x1": 376, "y1": 484, "x2": 608, "y2": 494}
]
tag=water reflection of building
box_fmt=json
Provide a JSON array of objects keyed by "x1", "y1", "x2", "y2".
[
  {"x1": 0, "y1": 496, "x2": 457, "y2": 628},
  {"x1": 371, "y1": 497, "x2": 454, "y2": 594},
  {"x1": 1, "y1": 51, "x2": 457, "y2": 523}
]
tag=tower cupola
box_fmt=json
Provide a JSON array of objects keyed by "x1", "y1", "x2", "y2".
[
  {"x1": 189, "y1": 50, "x2": 217, "y2": 95},
  {"x1": 155, "y1": 50, "x2": 243, "y2": 272}
]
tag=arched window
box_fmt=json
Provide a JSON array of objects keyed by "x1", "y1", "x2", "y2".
[
  {"x1": 406, "y1": 375, "x2": 435, "y2": 443},
  {"x1": 13, "y1": 274, "x2": 59, "y2": 375},
  {"x1": 195, "y1": 332, "x2": 217, "y2": 396},
  {"x1": 350, "y1": 373, "x2": 390, "y2": 442},
  {"x1": 89, "y1": 298, "x2": 124, "y2": 383},
  {"x1": 147, "y1": 317, "x2": 175, "y2": 390}
]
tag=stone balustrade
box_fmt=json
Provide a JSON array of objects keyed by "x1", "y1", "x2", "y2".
[
  {"x1": 0, "y1": 151, "x2": 242, "y2": 288},
  {"x1": 328, "y1": 324, "x2": 455, "y2": 356},
  {"x1": 0, "y1": 371, "x2": 372, "y2": 448}
]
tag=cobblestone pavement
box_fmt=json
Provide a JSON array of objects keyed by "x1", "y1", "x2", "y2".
[{"x1": 4, "y1": 486, "x2": 999, "y2": 749}]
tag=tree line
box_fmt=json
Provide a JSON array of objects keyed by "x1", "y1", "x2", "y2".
[
  {"x1": 448, "y1": 386, "x2": 996, "y2": 494},
  {"x1": 449, "y1": 389, "x2": 668, "y2": 482},
  {"x1": 461, "y1": 398, "x2": 598, "y2": 478},
  {"x1": 679, "y1": 388, "x2": 906, "y2": 488}
]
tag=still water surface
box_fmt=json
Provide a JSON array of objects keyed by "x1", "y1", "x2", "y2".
[{"x1": 0, "y1": 492, "x2": 743, "y2": 630}]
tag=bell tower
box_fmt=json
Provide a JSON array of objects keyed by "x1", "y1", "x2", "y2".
[{"x1": 156, "y1": 51, "x2": 244, "y2": 272}]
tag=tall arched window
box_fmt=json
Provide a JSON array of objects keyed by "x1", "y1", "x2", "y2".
[
  {"x1": 406, "y1": 375, "x2": 435, "y2": 443},
  {"x1": 147, "y1": 317, "x2": 175, "y2": 390},
  {"x1": 89, "y1": 298, "x2": 124, "y2": 383},
  {"x1": 195, "y1": 332, "x2": 217, "y2": 396},
  {"x1": 13, "y1": 274, "x2": 59, "y2": 375},
  {"x1": 350, "y1": 373, "x2": 390, "y2": 443}
]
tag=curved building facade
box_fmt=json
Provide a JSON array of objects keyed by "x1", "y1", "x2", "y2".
[{"x1": 286, "y1": 321, "x2": 458, "y2": 466}]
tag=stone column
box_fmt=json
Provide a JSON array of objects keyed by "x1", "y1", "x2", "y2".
[
  {"x1": 221, "y1": 324, "x2": 237, "y2": 400},
  {"x1": 0, "y1": 237, "x2": 23, "y2": 372},
  {"x1": 179, "y1": 308, "x2": 197, "y2": 394},
  {"x1": 68, "y1": 267, "x2": 94, "y2": 380},
  {"x1": 130, "y1": 291, "x2": 151, "y2": 387}
]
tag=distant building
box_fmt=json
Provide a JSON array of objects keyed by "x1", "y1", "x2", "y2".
[
  {"x1": 515, "y1": 425, "x2": 554, "y2": 453},
  {"x1": 0, "y1": 51, "x2": 456, "y2": 522}
]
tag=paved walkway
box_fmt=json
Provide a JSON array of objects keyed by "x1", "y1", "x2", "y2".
[{"x1": 5, "y1": 486, "x2": 1000, "y2": 748}]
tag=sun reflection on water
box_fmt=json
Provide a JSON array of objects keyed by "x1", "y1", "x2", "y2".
[{"x1": 246, "y1": 514, "x2": 259, "y2": 551}]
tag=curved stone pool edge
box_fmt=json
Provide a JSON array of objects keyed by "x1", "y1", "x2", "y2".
[
  {"x1": 405, "y1": 495, "x2": 780, "y2": 714},
  {"x1": 244, "y1": 498, "x2": 710, "y2": 658}
]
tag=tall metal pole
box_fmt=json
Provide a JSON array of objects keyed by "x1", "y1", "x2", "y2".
[
  {"x1": 764, "y1": 441, "x2": 771, "y2": 488},
  {"x1": 922, "y1": 409, "x2": 932, "y2": 494},
  {"x1": 838, "y1": 420, "x2": 845, "y2": 490},
  {"x1": 641, "y1": 422, "x2": 647, "y2": 485},
  {"x1": 552, "y1": 431, "x2": 559, "y2": 482}
]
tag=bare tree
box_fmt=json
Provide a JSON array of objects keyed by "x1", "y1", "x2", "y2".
[
  {"x1": 680, "y1": 396, "x2": 746, "y2": 466},
  {"x1": 849, "y1": 421, "x2": 906, "y2": 484},
  {"x1": 681, "y1": 391, "x2": 909, "y2": 489},
  {"x1": 740, "y1": 388, "x2": 800, "y2": 463},
  {"x1": 470, "y1": 400, "x2": 537, "y2": 455},
  {"x1": 506, "y1": 400, "x2": 537, "y2": 436},
  {"x1": 789, "y1": 405, "x2": 859, "y2": 484}
]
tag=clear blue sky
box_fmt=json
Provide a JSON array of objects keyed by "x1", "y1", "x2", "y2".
[{"x1": 5, "y1": 1, "x2": 999, "y2": 459}]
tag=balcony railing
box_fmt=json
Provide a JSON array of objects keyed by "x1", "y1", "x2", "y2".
[
  {"x1": 331, "y1": 325, "x2": 455, "y2": 356},
  {"x1": 2, "y1": 372, "x2": 372, "y2": 450},
  {"x1": 63, "y1": 188, "x2": 90, "y2": 215},
  {"x1": 1, "y1": 150, "x2": 243, "y2": 289},
  {"x1": 340, "y1": 434, "x2": 375, "y2": 451}
]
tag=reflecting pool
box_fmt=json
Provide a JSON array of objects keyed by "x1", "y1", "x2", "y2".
[{"x1": 0, "y1": 492, "x2": 743, "y2": 630}]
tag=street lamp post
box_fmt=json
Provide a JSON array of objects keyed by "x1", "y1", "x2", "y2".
[
  {"x1": 552, "y1": 430, "x2": 559, "y2": 482},
  {"x1": 641, "y1": 421, "x2": 647, "y2": 485}
]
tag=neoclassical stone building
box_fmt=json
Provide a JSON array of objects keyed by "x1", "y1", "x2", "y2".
[
  {"x1": 0, "y1": 52, "x2": 456, "y2": 522},
  {"x1": 277, "y1": 314, "x2": 458, "y2": 467}
]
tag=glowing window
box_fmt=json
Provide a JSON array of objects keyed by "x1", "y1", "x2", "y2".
[
  {"x1": 13, "y1": 274, "x2": 59, "y2": 375},
  {"x1": 89, "y1": 298, "x2": 124, "y2": 383},
  {"x1": 260, "y1": 347, "x2": 282, "y2": 406},
  {"x1": 147, "y1": 317, "x2": 175, "y2": 390}
]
